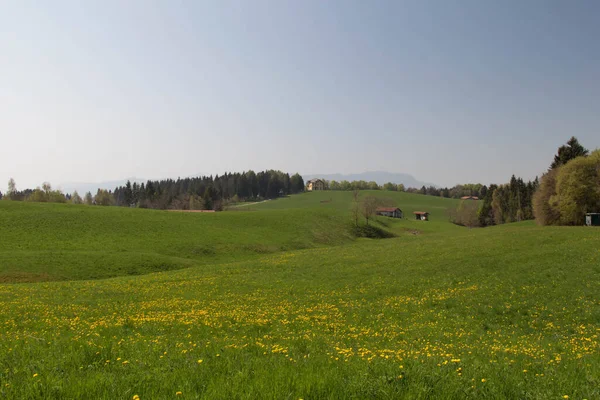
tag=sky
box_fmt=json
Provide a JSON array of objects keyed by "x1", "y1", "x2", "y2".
[{"x1": 1, "y1": 0, "x2": 599, "y2": 191}]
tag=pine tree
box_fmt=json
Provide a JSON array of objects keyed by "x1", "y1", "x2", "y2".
[{"x1": 550, "y1": 136, "x2": 589, "y2": 169}]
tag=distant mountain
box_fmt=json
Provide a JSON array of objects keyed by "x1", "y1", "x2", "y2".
[
  {"x1": 303, "y1": 171, "x2": 437, "y2": 188},
  {"x1": 58, "y1": 178, "x2": 146, "y2": 195}
]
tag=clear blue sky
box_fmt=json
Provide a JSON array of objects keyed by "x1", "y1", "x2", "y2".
[{"x1": 1, "y1": 0, "x2": 598, "y2": 190}]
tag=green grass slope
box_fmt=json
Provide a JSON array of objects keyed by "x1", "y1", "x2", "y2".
[
  {"x1": 0, "y1": 193, "x2": 460, "y2": 282},
  {"x1": 0, "y1": 222, "x2": 599, "y2": 398},
  {"x1": 252, "y1": 190, "x2": 461, "y2": 233},
  {"x1": 0, "y1": 201, "x2": 356, "y2": 282}
]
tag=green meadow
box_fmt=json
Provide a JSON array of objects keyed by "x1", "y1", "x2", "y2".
[{"x1": 1, "y1": 192, "x2": 599, "y2": 399}]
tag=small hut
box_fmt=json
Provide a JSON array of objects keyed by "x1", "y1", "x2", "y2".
[
  {"x1": 586, "y1": 213, "x2": 600, "y2": 226},
  {"x1": 414, "y1": 211, "x2": 429, "y2": 221},
  {"x1": 376, "y1": 207, "x2": 403, "y2": 218}
]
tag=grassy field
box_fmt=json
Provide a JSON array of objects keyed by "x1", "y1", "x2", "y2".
[{"x1": 1, "y1": 193, "x2": 599, "y2": 399}]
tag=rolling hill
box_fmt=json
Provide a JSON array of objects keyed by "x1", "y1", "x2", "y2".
[{"x1": 0, "y1": 193, "x2": 599, "y2": 399}]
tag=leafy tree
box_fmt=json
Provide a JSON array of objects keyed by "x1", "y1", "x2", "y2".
[
  {"x1": 29, "y1": 188, "x2": 47, "y2": 202},
  {"x1": 361, "y1": 195, "x2": 378, "y2": 225},
  {"x1": 553, "y1": 150, "x2": 600, "y2": 225},
  {"x1": 533, "y1": 169, "x2": 560, "y2": 226},
  {"x1": 449, "y1": 200, "x2": 480, "y2": 228},
  {"x1": 42, "y1": 182, "x2": 52, "y2": 196},
  {"x1": 383, "y1": 182, "x2": 397, "y2": 191},
  {"x1": 7, "y1": 178, "x2": 17, "y2": 200},
  {"x1": 95, "y1": 189, "x2": 114, "y2": 206},
  {"x1": 550, "y1": 136, "x2": 589, "y2": 170},
  {"x1": 84, "y1": 191, "x2": 93, "y2": 205},
  {"x1": 367, "y1": 181, "x2": 380, "y2": 190},
  {"x1": 71, "y1": 191, "x2": 83, "y2": 204}
]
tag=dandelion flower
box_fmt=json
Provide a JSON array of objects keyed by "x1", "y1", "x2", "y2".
[
  {"x1": 133, "y1": 395, "x2": 140, "y2": 400},
  {"x1": 176, "y1": 391, "x2": 183, "y2": 396},
  {"x1": 481, "y1": 378, "x2": 486, "y2": 383},
  {"x1": 197, "y1": 359, "x2": 203, "y2": 364},
  {"x1": 33, "y1": 373, "x2": 38, "y2": 378}
]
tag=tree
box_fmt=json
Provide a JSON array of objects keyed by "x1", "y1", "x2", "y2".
[
  {"x1": 84, "y1": 191, "x2": 93, "y2": 205},
  {"x1": 550, "y1": 136, "x2": 589, "y2": 170},
  {"x1": 533, "y1": 169, "x2": 560, "y2": 226},
  {"x1": 0, "y1": 191, "x2": 3, "y2": 200},
  {"x1": 361, "y1": 196, "x2": 378, "y2": 225},
  {"x1": 553, "y1": 150, "x2": 600, "y2": 225},
  {"x1": 123, "y1": 180, "x2": 133, "y2": 206},
  {"x1": 71, "y1": 191, "x2": 83, "y2": 204},
  {"x1": 7, "y1": 178, "x2": 17, "y2": 200},
  {"x1": 478, "y1": 184, "x2": 497, "y2": 226},
  {"x1": 449, "y1": 200, "x2": 480, "y2": 228},
  {"x1": 383, "y1": 182, "x2": 397, "y2": 191},
  {"x1": 367, "y1": 181, "x2": 380, "y2": 190},
  {"x1": 29, "y1": 188, "x2": 47, "y2": 202},
  {"x1": 95, "y1": 189, "x2": 114, "y2": 206},
  {"x1": 351, "y1": 189, "x2": 360, "y2": 226},
  {"x1": 42, "y1": 182, "x2": 52, "y2": 196}
]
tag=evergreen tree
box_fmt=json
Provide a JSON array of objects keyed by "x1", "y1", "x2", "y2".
[
  {"x1": 550, "y1": 136, "x2": 589, "y2": 170},
  {"x1": 123, "y1": 180, "x2": 133, "y2": 206}
]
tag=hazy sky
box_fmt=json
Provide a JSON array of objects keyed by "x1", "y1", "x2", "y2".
[{"x1": 1, "y1": 0, "x2": 599, "y2": 190}]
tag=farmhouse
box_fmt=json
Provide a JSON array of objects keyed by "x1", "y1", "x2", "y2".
[
  {"x1": 586, "y1": 213, "x2": 600, "y2": 226},
  {"x1": 376, "y1": 207, "x2": 403, "y2": 218},
  {"x1": 307, "y1": 179, "x2": 326, "y2": 191},
  {"x1": 414, "y1": 211, "x2": 429, "y2": 221},
  {"x1": 460, "y1": 196, "x2": 479, "y2": 200}
]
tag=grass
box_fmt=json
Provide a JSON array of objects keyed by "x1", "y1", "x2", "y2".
[
  {"x1": 0, "y1": 194, "x2": 599, "y2": 399},
  {"x1": 0, "y1": 200, "x2": 357, "y2": 282}
]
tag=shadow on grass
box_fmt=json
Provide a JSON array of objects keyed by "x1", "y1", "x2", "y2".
[{"x1": 350, "y1": 224, "x2": 396, "y2": 239}]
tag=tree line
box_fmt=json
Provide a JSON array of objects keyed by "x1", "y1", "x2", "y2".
[
  {"x1": 2, "y1": 170, "x2": 305, "y2": 210},
  {"x1": 316, "y1": 179, "x2": 491, "y2": 200},
  {"x1": 450, "y1": 136, "x2": 596, "y2": 227},
  {"x1": 112, "y1": 171, "x2": 305, "y2": 210}
]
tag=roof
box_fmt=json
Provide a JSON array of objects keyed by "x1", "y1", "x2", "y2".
[
  {"x1": 413, "y1": 211, "x2": 429, "y2": 215},
  {"x1": 307, "y1": 178, "x2": 324, "y2": 183},
  {"x1": 461, "y1": 196, "x2": 479, "y2": 200},
  {"x1": 376, "y1": 207, "x2": 401, "y2": 212}
]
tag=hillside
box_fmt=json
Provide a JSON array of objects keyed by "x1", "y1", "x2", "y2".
[
  {"x1": 1, "y1": 195, "x2": 599, "y2": 398},
  {"x1": 0, "y1": 200, "x2": 353, "y2": 282},
  {"x1": 0, "y1": 216, "x2": 599, "y2": 398},
  {"x1": 0, "y1": 192, "x2": 459, "y2": 282}
]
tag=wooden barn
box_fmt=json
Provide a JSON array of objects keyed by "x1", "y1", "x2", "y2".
[
  {"x1": 376, "y1": 207, "x2": 403, "y2": 218},
  {"x1": 414, "y1": 211, "x2": 430, "y2": 221}
]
